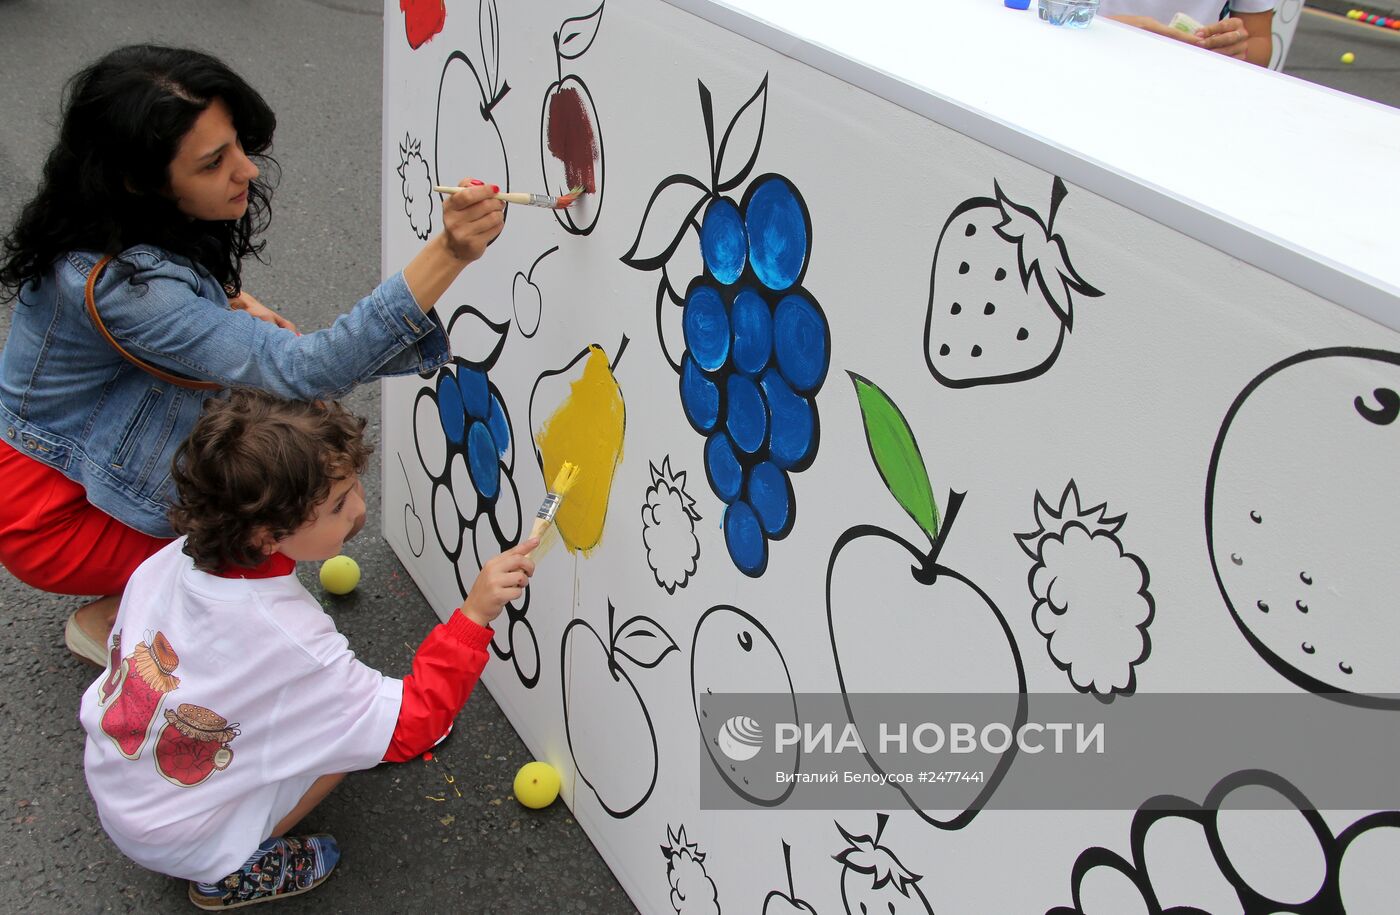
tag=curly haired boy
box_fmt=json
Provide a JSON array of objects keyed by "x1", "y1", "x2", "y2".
[{"x1": 78, "y1": 390, "x2": 536, "y2": 908}]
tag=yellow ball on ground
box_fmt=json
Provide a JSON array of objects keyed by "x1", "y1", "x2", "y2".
[
  {"x1": 319, "y1": 555, "x2": 361, "y2": 594},
  {"x1": 1341, "y1": 51, "x2": 1356, "y2": 64},
  {"x1": 513, "y1": 761, "x2": 561, "y2": 809}
]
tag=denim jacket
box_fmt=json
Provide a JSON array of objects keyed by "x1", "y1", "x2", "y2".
[{"x1": 0, "y1": 245, "x2": 450, "y2": 537}]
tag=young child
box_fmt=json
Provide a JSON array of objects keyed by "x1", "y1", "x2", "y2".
[{"x1": 78, "y1": 390, "x2": 536, "y2": 909}]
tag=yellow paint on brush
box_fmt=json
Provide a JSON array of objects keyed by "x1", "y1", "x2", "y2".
[{"x1": 536, "y1": 347, "x2": 624, "y2": 553}]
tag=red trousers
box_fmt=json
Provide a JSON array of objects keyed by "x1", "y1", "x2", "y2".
[{"x1": 0, "y1": 440, "x2": 170, "y2": 596}]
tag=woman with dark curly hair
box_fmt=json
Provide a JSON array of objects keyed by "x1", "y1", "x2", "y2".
[{"x1": 0, "y1": 45, "x2": 504, "y2": 665}]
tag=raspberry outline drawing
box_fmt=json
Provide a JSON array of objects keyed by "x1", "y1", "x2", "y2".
[
  {"x1": 396, "y1": 133, "x2": 434, "y2": 240},
  {"x1": 642, "y1": 455, "x2": 702, "y2": 593},
  {"x1": 1016, "y1": 480, "x2": 1155, "y2": 702},
  {"x1": 661, "y1": 824, "x2": 720, "y2": 915},
  {"x1": 925, "y1": 176, "x2": 1102, "y2": 388}
]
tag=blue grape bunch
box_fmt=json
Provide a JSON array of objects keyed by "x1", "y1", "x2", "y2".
[
  {"x1": 622, "y1": 75, "x2": 829, "y2": 577},
  {"x1": 434, "y1": 363, "x2": 512, "y2": 505},
  {"x1": 681, "y1": 176, "x2": 828, "y2": 576}
]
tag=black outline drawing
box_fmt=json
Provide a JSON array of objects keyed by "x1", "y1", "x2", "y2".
[
  {"x1": 435, "y1": 0, "x2": 510, "y2": 223},
  {"x1": 1048, "y1": 769, "x2": 1400, "y2": 914},
  {"x1": 397, "y1": 453, "x2": 425, "y2": 558},
  {"x1": 642, "y1": 455, "x2": 702, "y2": 593},
  {"x1": 828, "y1": 374, "x2": 1027, "y2": 830},
  {"x1": 762, "y1": 841, "x2": 818, "y2": 914},
  {"x1": 1205, "y1": 347, "x2": 1400, "y2": 709},
  {"x1": 661, "y1": 825, "x2": 722, "y2": 914},
  {"x1": 924, "y1": 177, "x2": 1102, "y2": 389},
  {"x1": 691, "y1": 604, "x2": 800, "y2": 807},
  {"x1": 540, "y1": 2, "x2": 605, "y2": 235},
  {"x1": 621, "y1": 74, "x2": 829, "y2": 578},
  {"x1": 1016, "y1": 480, "x2": 1155, "y2": 702},
  {"x1": 396, "y1": 133, "x2": 435, "y2": 240},
  {"x1": 511, "y1": 246, "x2": 558, "y2": 339},
  {"x1": 412, "y1": 305, "x2": 538, "y2": 688},
  {"x1": 833, "y1": 813, "x2": 935, "y2": 914},
  {"x1": 561, "y1": 602, "x2": 678, "y2": 818}
]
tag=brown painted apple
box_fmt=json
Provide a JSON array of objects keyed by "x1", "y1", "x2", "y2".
[{"x1": 540, "y1": 5, "x2": 604, "y2": 234}]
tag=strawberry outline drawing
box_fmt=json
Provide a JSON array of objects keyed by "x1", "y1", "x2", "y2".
[
  {"x1": 661, "y1": 824, "x2": 720, "y2": 914},
  {"x1": 833, "y1": 813, "x2": 935, "y2": 914},
  {"x1": 1016, "y1": 480, "x2": 1155, "y2": 702},
  {"x1": 925, "y1": 176, "x2": 1102, "y2": 388}
]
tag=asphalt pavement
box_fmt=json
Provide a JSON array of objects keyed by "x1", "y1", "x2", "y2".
[{"x1": 0, "y1": 2, "x2": 1395, "y2": 913}]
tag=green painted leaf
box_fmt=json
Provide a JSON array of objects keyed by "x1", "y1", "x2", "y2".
[{"x1": 850, "y1": 373, "x2": 939, "y2": 542}]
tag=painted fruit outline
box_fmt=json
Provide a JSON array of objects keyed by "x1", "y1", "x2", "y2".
[
  {"x1": 835, "y1": 813, "x2": 935, "y2": 914},
  {"x1": 540, "y1": 2, "x2": 605, "y2": 235},
  {"x1": 622, "y1": 74, "x2": 830, "y2": 577},
  {"x1": 827, "y1": 373, "x2": 1027, "y2": 830},
  {"x1": 399, "y1": 0, "x2": 446, "y2": 49},
  {"x1": 561, "y1": 601, "x2": 677, "y2": 818},
  {"x1": 412, "y1": 305, "x2": 537, "y2": 688},
  {"x1": 434, "y1": 0, "x2": 510, "y2": 225},
  {"x1": 527, "y1": 339, "x2": 628, "y2": 556},
  {"x1": 691, "y1": 604, "x2": 800, "y2": 807},
  {"x1": 1206, "y1": 347, "x2": 1400, "y2": 709},
  {"x1": 925, "y1": 177, "x2": 1102, "y2": 388}
]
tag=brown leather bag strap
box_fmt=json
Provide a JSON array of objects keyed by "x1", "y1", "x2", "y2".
[{"x1": 84, "y1": 254, "x2": 222, "y2": 391}]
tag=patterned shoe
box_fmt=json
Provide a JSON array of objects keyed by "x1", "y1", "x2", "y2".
[{"x1": 188, "y1": 834, "x2": 340, "y2": 909}]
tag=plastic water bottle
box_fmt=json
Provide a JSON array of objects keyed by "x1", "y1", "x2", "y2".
[{"x1": 1038, "y1": 0, "x2": 1100, "y2": 27}]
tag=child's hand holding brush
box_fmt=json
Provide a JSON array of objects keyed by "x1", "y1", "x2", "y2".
[{"x1": 460, "y1": 538, "x2": 538, "y2": 628}]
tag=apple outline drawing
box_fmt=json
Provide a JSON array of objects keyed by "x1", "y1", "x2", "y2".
[
  {"x1": 540, "y1": 2, "x2": 605, "y2": 235},
  {"x1": 827, "y1": 373, "x2": 1027, "y2": 831},
  {"x1": 434, "y1": 0, "x2": 510, "y2": 225},
  {"x1": 1048, "y1": 769, "x2": 1400, "y2": 915},
  {"x1": 762, "y1": 840, "x2": 818, "y2": 915},
  {"x1": 1205, "y1": 347, "x2": 1400, "y2": 709},
  {"x1": 561, "y1": 601, "x2": 678, "y2": 819},
  {"x1": 511, "y1": 246, "x2": 557, "y2": 340}
]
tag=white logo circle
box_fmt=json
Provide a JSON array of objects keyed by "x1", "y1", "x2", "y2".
[{"x1": 717, "y1": 715, "x2": 763, "y2": 762}]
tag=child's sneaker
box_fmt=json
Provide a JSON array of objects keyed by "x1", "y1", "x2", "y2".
[{"x1": 187, "y1": 834, "x2": 339, "y2": 909}]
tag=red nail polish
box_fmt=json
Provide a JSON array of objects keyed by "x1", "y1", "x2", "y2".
[
  {"x1": 491, "y1": 185, "x2": 500, "y2": 194},
  {"x1": 469, "y1": 179, "x2": 484, "y2": 186}
]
